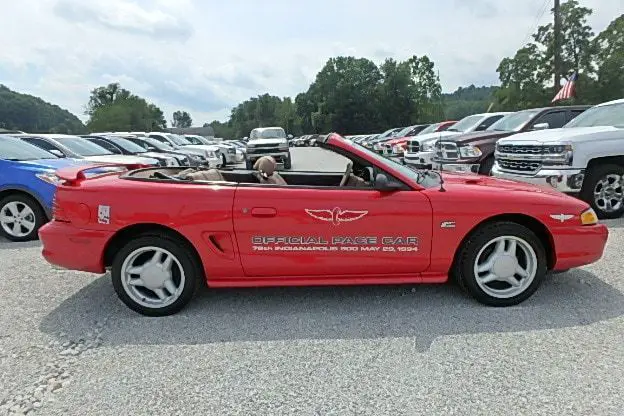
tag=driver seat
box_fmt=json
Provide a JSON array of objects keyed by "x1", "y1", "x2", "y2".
[{"x1": 253, "y1": 156, "x2": 287, "y2": 185}]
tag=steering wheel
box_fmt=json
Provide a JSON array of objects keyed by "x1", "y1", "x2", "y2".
[{"x1": 340, "y1": 162, "x2": 353, "y2": 187}]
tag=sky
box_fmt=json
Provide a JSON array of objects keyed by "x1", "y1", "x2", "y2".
[{"x1": 0, "y1": 0, "x2": 621, "y2": 125}]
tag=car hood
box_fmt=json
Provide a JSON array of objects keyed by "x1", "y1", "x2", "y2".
[
  {"x1": 445, "y1": 130, "x2": 514, "y2": 145},
  {"x1": 440, "y1": 171, "x2": 569, "y2": 197},
  {"x1": 9, "y1": 158, "x2": 94, "y2": 172},
  {"x1": 248, "y1": 138, "x2": 287, "y2": 145},
  {"x1": 83, "y1": 155, "x2": 157, "y2": 165},
  {"x1": 497, "y1": 126, "x2": 623, "y2": 144},
  {"x1": 410, "y1": 131, "x2": 460, "y2": 144}
]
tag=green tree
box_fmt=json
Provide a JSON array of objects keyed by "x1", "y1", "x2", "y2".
[
  {"x1": 85, "y1": 84, "x2": 166, "y2": 132},
  {"x1": 172, "y1": 110, "x2": 192, "y2": 128},
  {"x1": 592, "y1": 14, "x2": 624, "y2": 102},
  {"x1": 376, "y1": 58, "x2": 414, "y2": 127},
  {"x1": 0, "y1": 85, "x2": 87, "y2": 134},
  {"x1": 406, "y1": 55, "x2": 444, "y2": 122}
]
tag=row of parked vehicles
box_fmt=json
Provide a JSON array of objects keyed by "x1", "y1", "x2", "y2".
[
  {"x1": 356, "y1": 98, "x2": 623, "y2": 219},
  {"x1": 0, "y1": 131, "x2": 248, "y2": 242}
]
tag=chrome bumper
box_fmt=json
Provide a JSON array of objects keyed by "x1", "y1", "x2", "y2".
[
  {"x1": 437, "y1": 162, "x2": 480, "y2": 174},
  {"x1": 403, "y1": 151, "x2": 435, "y2": 168},
  {"x1": 491, "y1": 164, "x2": 585, "y2": 193}
]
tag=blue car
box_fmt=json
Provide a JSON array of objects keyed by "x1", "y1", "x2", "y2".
[{"x1": 0, "y1": 136, "x2": 96, "y2": 242}]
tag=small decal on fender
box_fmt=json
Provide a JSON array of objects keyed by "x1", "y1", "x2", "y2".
[
  {"x1": 441, "y1": 221, "x2": 456, "y2": 228},
  {"x1": 98, "y1": 205, "x2": 110, "y2": 224},
  {"x1": 550, "y1": 214, "x2": 574, "y2": 223}
]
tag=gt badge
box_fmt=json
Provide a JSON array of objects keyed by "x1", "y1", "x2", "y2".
[
  {"x1": 305, "y1": 208, "x2": 368, "y2": 225},
  {"x1": 98, "y1": 205, "x2": 111, "y2": 224},
  {"x1": 440, "y1": 221, "x2": 456, "y2": 228},
  {"x1": 550, "y1": 213, "x2": 574, "y2": 223}
]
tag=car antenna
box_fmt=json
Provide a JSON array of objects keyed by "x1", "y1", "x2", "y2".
[{"x1": 437, "y1": 171, "x2": 446, "y2": 192}]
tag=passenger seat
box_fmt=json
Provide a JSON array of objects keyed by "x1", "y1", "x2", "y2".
[
  {"x1": 177, "y1": 168, "x2": 226, "y2": 182},
  {"x1": 253, "y1": 156, "x2": 287, "y2": 185}
]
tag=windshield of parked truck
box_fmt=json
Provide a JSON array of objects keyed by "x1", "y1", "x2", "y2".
[
  {"x1": 250, "y1": 128, "x2": 286, "y2": 139},
  {"x1": 488, "y1": 110, "x2": 540, "y2": 132},
  {"x1": 418, "y1": 123, "x2": 441, "y2": 135},
  {"x1": 60, "y1": 137, "x2": 113, "y2": 156},
  {"x1": 166, "y1": 134, "x2": 191, "y2": 145},
  {"x1": 447, "y1": 115, "x2": 482, "y2": 132},
  {"x1": 564, "y1": 102, "x2": 624, "y2": 128}
]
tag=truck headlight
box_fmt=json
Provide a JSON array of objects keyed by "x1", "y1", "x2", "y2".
[
  {"x1": 278, "y1": 143, "x2": 288, "y2": 150},
  {"x1": 459, "y1": 145, "x2": 482, "y2": 158},
  {"x1": 421, "y1": 141, "x2": 435, "y2": 152},
  {"x1": 542, "y1": 143, "x2": 573, "y2": 166}
]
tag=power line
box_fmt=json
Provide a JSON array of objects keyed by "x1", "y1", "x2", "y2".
[{"x1": 520, "y1": 0, "x2": 551, "y2": 47}]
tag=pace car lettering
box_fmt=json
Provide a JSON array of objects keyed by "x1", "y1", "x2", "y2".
[{"x1": 251, "y1": 235, "x2": 419, "y2": 253}]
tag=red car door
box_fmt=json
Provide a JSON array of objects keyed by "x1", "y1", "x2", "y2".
[{"x1": 232, "y1": 186, "x2": 433, "y2": 278}]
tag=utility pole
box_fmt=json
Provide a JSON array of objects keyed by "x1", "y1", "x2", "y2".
[{"x1": 553, "y1": 0, "x2": 561, "y2": 93}]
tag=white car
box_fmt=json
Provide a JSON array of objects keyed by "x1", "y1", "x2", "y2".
[
  {"x1": 403, "y1": 112, "x2": 510, "y2": 168},
  {"x1": 492, "y1": 98, "x2": 624, "y2": 218},
  {"x1": 147, "y1": 133, "x2": 221, "y2": 168},
  {"x1": 184, "y1": 135, "x2": 238, "y2": 166}
]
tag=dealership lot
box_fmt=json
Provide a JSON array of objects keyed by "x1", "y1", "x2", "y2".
[{"x1": 1, "y1": 147, "x2": 623, "y2": 415}]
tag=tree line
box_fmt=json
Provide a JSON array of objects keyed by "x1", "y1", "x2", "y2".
[{"x1": 0, "y1": 1, "x2": 621, "y2": 138}]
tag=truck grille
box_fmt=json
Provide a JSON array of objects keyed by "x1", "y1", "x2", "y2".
[
  {"x1": 382, "y1": 144, "x2": 393, "y2": 155},
  {"x1": 407, "y1": 141, "x2": 420, "y2": 153},
  {"x1": 497, "y1": 144, "x2": 543, "y2": 154},
  {"x1": 247, "y1": 147, "x2": 280, "y2": 154},
  {"x1": 435, "y1": 141, "x2": 459, "y2": 160},
  {"x1": 253, "y1": 143, "x2": 280, "y2": 148},
  {"x1": 497, "y1": 159, "x2": 542, "y2": 174}
]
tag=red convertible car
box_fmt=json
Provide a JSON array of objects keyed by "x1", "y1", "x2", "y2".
[{"x1": 39, "y1": 133, "x2": 607, "y2": 316}]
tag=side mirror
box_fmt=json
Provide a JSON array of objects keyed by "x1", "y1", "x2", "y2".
[
  {"x1": 374, "y1": 173, "x2": 403, "y2": 192},
  {"x1": 49, "y1": 149, "x2": 65, "y2": 158},
  {"x1": 533, "y1": 122, "x2": 550, "y2": 131}
]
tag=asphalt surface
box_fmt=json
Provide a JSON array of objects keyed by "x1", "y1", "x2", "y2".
[{"x1": 1, "y1": 147, "x2": 624, "y2": 415}]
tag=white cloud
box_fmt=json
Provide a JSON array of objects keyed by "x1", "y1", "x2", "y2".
[{"x1": 0, "y1": 0, "x2": 621, "y2": 125}]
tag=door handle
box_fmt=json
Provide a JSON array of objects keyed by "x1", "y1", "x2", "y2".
[{"x1": 250, "y1": 207, "x2": 277, "y2": 218}]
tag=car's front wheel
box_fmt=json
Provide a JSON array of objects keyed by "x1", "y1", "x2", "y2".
[
  {"x1": 0, "y1": 194, "x2": 46, "y2": 242},
  {"x1": 454, "y1": 221, "x2": 547, "y2": 306},
  {"x1": 283, "y1": 153, "x2": 292, "y2": 169},
  {"x1": 111, "y1": 233, "x2": 202, "y2": 316},
  {"x1": 580, "y1": 164, "x2": 624, "y2": 219}
]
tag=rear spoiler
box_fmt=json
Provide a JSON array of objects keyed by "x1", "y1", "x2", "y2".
[{"x1": 55, "y1": 163, "x2": 139, "y2": 183}]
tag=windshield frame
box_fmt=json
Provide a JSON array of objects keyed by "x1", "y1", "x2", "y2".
[{"x1": 564, "y1": 102, "x2": 624, "y2": 128}]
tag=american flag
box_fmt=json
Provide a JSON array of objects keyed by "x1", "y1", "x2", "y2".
[{"x1": 552, "y1": 72, "x2": 578, "y2": 102}]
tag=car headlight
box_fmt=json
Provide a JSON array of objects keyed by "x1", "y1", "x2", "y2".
[
  {"x1": 190, "y1": 154, "x2": 205, "y2": 161},
  {"x1": 459, "y1": 145, "x2": 482, "y2": 158},
  {"x1": 36, "y1": 172, "x2": 63, "y2": 185},
  {"x1": 421, "y1": 142, "x2": 435, "y2": 152},
  {"x1": 580, "y1": 208, "x2": 598, "y2": 225},
  {"x1": 278, "y1": 143, "x2": 289, "y2": 150}
]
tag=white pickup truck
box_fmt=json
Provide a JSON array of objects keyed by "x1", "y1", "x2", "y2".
[
  {"x1": 492, "y1": 98, "x2": 624, "y2": 219},
  {"x1": 245, "y1": 127, "x2": 291, "y2": 169}
]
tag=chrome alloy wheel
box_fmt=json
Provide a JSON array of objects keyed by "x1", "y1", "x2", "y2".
[
  {"x1": 121, "y1": 246, "x2": 186, "y2": 309},
  {"x1": 473, "y1": 236, "x2": 538, "y2": 299},
  {"x1": 594, "y1": 174, "x2": 624, "y2": 213},
  {"x1": 0, "y1": 201, "x2": 36, "y2": 238}
]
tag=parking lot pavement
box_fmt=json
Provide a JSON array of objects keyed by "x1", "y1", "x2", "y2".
[{"x1": 1, "y1": 148, "x2": 624, "y2": 415}]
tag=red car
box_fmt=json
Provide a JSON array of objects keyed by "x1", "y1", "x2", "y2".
[
  {"x1": 382, "y1": 121, "x2": 458, "y2": 157},
  {"x1": 39, "y1": 133, "x2": 607, "y2": 316}
]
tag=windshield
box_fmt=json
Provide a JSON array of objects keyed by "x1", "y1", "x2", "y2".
[
  {"x1": 393, "y1": 125, "x2": 416, "y2": 137},
  {"x1": 418, "y1": 123, "x2": 441, "y2": 135},
  {"x1": 564, "y1": 102, "x2": 624, "y2": 128},
  {"x1": 447, "y1": 115, "x2": 483, "y2": 132},
  {"x1": 250, "y1": 128, "x2": 286, "y2": 139},
  {"x1": 59, "y1": 137, "x2": 113, "y2": 156},
  {"x1": 166, "y1": 133, "x2": 192, "y2": 145},
  {"x1": 487, "y1": 110, "x2": 539, "y2": 132},
  {"x1": 341, "y1": 138, "x2": 438, "y2": 188},
  {"x1": 1, "y1": 138, "x2": 59, "y2": 160},
  {"x1": 378, "y1": 128, "x2": 397, "y2": 139},
  {"x1": 147, "y1": 138, "x2": 175, "y2": 150},
  {"x1": 105, "y1": 137, "x2": 148, "y2": 153}
]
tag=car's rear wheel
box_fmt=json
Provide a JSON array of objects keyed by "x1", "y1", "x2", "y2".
[
  {"x1": 0, "y1": 194, "x2": 46, "y2": 242},
  {"x1": 454, "y1": 221, "x2": 547, "y2": 306},
  {"x1": 111, "y1": 234, "x2": 201, "y2": 316}
]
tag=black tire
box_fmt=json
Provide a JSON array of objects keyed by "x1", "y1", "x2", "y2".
[
  {"x1": 245, "y1": 159, "x2": 254, "y2": 170},
  {"x1": 111, "y1": 233, "x2": 202, "y2": 316},
  {"x1": 454, "y1": 221, "x2": 547, "y2": 307},
  {"x1": 283, "y1": 153, "x2": 292, "y2": 170},
  {"x1": 0, "y1": 194, "x2": 47, "y2": 242},
  {"x1": 479, "y1": 156, "x2": 495, "y2": 176},
  {"x1": 580, "y1": 164, "x2": 624, "y2": 219}
]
